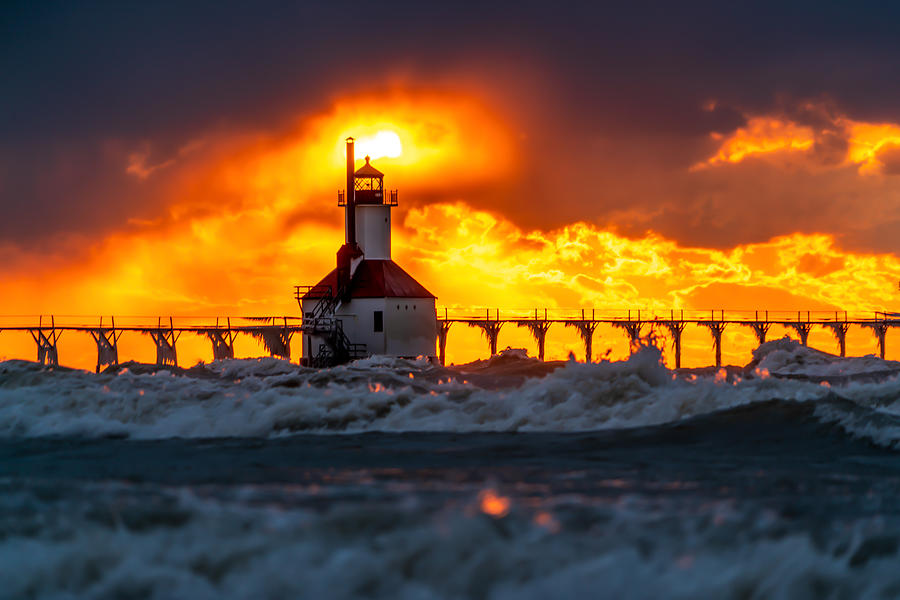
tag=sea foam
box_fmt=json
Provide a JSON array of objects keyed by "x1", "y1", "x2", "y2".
[
  {"x1": 3, "y1": 478, "x2": 900, "y2": 600},
  {"x1": 0, "y1": 340, "x2": 898, "y2": 443}
]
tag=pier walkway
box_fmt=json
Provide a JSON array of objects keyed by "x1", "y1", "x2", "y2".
[
  {"x1": 1, "y1": 309, "x2": 898, "y2": 369},
  {"x1": 437, "y1": 309, "x2": 900, "y2": 367},
  {"x1": 0, "y1": 316, "x2": 303, "y2": 371}
]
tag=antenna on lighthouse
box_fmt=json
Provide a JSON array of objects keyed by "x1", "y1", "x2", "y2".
[{"x1": 345, "y1": 137, "x2": 356, "y2": 246}]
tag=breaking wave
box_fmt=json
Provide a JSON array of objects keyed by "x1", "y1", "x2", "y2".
[
  {"x1": 4, "y1": 478, "x2": 900, "y2": 600},
  {"x1": 1, "y1": 339, "x2": 900, "y2": 444}
]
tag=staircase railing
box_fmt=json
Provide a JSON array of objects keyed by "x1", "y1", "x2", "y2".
[
  {"x1": 295, "y1": 285, "x2": 339, "y2": 321},
  {"x1": 311, "y1": 319, "x2": 367, "y2": 367},
  {"x1": 297, "y1": 285, "x2": 367, "y2": 367}
]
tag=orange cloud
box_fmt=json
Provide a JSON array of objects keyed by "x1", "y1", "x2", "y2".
[
  {"x1": 401, "y1": 204, "x2": 900, "y2": 364},
  {"x1": 2, "y1": 91, "x2": 900, "y2": 370},
  {"x1": 0, "y1": 89, "x2": 519, "y2": 366},
  {"x1": 698, "y1": 117, "x2": 815, "y2": 168},
  {"x1": 406, "y1": 203, "x2": 900, "y2": 312},
  {"x1": 847, "y1": 122, "x2": 900, "y2": 175},
  {"x1": 126, "y1": 152, "x2": 174, "y2": 179},
  {"x1": 698, "y1": 104, "x2": 900, "y2": 175}
]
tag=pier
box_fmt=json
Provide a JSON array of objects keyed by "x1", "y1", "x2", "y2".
[
  {"x1": 0, "y1": 315, "x2": 302, "y2": 371},
  {"x1": 0, "y1": 309, "x2": 898, "y2": 369},
  {"x1": 437, "y1": 309, "x2": 900, "y2": 367}
]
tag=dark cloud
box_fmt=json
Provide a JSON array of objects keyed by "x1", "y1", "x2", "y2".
[
  {"x1": 0, "y1": 140, "x2": 166, "y2": 241},
  {"x1": 5, "y1": 0, "x2": 900, "y2": 139},
  {"x1": 4, "y1": 0, "x2": 900, "y2": 250},
  {"x1": 809, "y1": 130, "x2": 850, "y2": 167},
  {"x1": 877, "y1": 143, "x2": 900, "y2": 176}
]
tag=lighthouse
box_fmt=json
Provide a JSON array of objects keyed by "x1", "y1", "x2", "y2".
[{"x1": 297, "y1": 137, "x2": 438, "y2": 366}]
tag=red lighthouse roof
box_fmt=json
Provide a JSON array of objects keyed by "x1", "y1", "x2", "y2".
[{"x1": 302, "y1": 259, "x2": 435, "y2": 300}]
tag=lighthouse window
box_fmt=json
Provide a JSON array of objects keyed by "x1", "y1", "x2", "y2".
[{"x1": 374, "y1": 311, "x2": 383, "y2": 332}]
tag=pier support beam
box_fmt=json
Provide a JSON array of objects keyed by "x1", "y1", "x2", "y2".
[
  {"x1": 787, "y1": 322, "x2": 813, "y2": 346},
  {"x1": 565, "y1": 316, "x2": 599, "y2": 363},
  {"x1": 89, "y1": 317, "x2": 121, "y2": 373},
  {"x1": 699, "y1": 321, "x2": 727, "y2": 368},
  {"x1": 862, "y1": 322, "x2": 890, "y2": 359},
  {"x1": 149, "y1": 318, "x2": 180, "y2": 367},
  {"x1": 207, "y1": 330, "x2": 235, "y2": 361},
  {"x1": 517, "y1": 311, "x2": 552, "y2": 361},
  {"x1": 467, "y1": 319, "x2": 504, "y2": 357},
  {"x1": 438, "y1": 320, "x2": 452, "y2": 366},
  {"x1": 747, "y1": 322, "x2": 771, "y2": 346},
  {"x1": 251, "y1": 318, "x2": 293, "y2": 360},
  {"x1": 205, "y1": 318, "x2": 236, "y2": 361},
  {"x1": 661, "y1": 320, "x2": 687, "y2": 369},
  {"x1": 744, "y1": 311, "x2": 771, "y2": 348},
  {"x1": 611, "y1": 320, "x2": 644, "y2": 355},
  {"x1": 822, "y1": 321, "x2": 851, "y2": 357},
  {"x1": 29, "y1": 316, "x2": 59, "y2": 367}
]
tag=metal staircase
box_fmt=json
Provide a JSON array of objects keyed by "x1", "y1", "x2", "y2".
[
  {"x1": 312, "y1": 319, "x2": 367, "y2": 367},
  {"x1": 295, "y1": 285, "x2": 367, "y2": 367}
]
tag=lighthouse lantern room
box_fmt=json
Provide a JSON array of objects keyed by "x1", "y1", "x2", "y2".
[{"x1": 298, "y1": 137, "x2": 437, "y2": 366}]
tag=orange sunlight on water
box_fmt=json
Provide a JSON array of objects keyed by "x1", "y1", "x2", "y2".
[{"x1": 478, "y1": 489, "x2": 511, "y2": 518}]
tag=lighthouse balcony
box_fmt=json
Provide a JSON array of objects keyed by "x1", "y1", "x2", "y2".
[{"x1": 337, "y1": 189, "x2": 398, "y2": 206}]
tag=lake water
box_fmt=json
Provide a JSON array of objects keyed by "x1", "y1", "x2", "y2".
[{"x1": 3, "y1": 339, "x2": 900, "y2": 599}]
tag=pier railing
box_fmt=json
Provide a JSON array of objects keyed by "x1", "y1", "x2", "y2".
[
  {"x1": 434, "y1": 308, "x2": 900, "y2": 367},
  {"x1": 435, "y1": 308, "x2": 890, "y2": 323},
  {"x1": 0, "y1": 315, "x2": 303, "y2": 371},
  {"x1": 1, "y1": 308, "x2": 898, "y2": 370}
]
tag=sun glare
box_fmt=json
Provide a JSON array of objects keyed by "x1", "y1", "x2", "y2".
[{"x1": 355, "y1": 130, "x2": 403, "y2": 160}]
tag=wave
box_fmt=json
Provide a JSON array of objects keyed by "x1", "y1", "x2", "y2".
[
  {"x1": 1, "y1": 340, "x2": 899, "y2": 443},
  {"x1": 751, "y1": 336, "x2": 900, "y2": 380},
  {"x1": 3, "y1": 478, "x2": 900, "y2": 600}
]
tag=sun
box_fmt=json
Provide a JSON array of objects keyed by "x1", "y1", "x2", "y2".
[{"x1": 355, "y1": 130, "x2": 403, "y2": 160}]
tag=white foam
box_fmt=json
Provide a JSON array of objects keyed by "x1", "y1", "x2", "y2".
[
  {"x1": 754, "y1": 337, "x2": 900, "y2": 378},
  {"x1": 2, "y1": 482, "x2": 900, "y2": 600},
  {"x1": 0, "y1": 344, "x2": 898, "y2": 442}
]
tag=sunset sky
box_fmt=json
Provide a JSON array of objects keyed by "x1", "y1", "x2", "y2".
[{"x1": 3, "y1": 1, "x2": 900, "y2": 368}]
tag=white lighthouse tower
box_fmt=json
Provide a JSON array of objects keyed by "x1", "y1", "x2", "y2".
[{"x1": 297, "y1": 138, "x2": 437, "y2": 366}]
